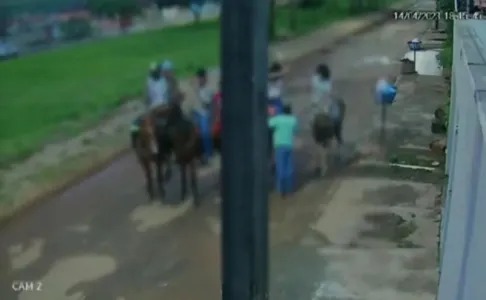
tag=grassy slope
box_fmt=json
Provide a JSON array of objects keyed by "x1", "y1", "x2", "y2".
[{"x1": 0, "y1": 1, "x2": 393, "y2": 167}]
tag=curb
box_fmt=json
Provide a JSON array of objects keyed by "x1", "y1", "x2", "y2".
[{"x1": 0, "y1": 1, "x2": 413, "y2": 228}]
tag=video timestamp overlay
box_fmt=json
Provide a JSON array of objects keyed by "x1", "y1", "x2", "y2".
[{"x1": 393, "y1": 10, "x2": 483, "y2": 21}]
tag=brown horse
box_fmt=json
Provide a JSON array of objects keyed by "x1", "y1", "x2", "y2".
[
  {"x1": 132, "y1": 104, "x2": 222, "y2": 206},
  {"x1": 132, "y1": 105, "x2": 192, "y2": 204}
]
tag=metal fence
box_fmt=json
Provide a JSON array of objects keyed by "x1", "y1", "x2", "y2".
[{"x1": 437, "y1": 19, "x2": 486, "y2": 300}]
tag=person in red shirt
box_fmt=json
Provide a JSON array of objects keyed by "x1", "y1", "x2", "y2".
[{"x1": 212, "y1": 83, "x2": 222, "y2": 137}]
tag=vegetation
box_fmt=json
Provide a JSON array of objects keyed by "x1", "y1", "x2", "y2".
[
  {"x1": 436, "y1": 0, "x2": 454, "y2": 129},
  {"x1": 0, "y1": 0, "x2": 399, "y2": 168}
]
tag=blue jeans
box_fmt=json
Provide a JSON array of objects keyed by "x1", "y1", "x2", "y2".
[
  {"x1": 275, "y1": 146, "x2": 294, "y2": 195},
  {"x1": 193, "y1": 111, "x2": 213, "y2": 160}
]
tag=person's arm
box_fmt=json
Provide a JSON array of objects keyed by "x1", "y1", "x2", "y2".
[
  {"x1": 293, "y1": 118, "x2": 299, "y2": 133},
  {"x1": 268, "y1": 117, "x2": 276, "y2": 129}
]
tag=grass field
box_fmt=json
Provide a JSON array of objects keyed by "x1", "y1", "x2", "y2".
[{"x1": 0, "y1": 1, "x2": 394, "y2": 167}]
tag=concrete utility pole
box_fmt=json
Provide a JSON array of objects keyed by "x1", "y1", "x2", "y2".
[{"x1": 220, "y1": 0, "x2": 270, "y2": 299}]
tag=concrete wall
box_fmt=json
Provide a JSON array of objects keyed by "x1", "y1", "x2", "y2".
[{"x1": 438, "y1": 19, "x2": 486, "y2": 300}]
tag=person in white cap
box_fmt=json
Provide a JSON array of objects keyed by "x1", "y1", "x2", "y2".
[
  {"x1": 161, "y1": 60, "x2": 183, "y2": 105},
  {"x1": 146, "y1": 62, "x2": 166, "y2": 110},
  {"x1": 143, "y1": 60, "x2": 183, "y2": 155}
]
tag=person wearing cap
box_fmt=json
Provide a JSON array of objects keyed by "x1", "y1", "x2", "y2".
[
  {"x1": 268, "y1": 62, "x2": 286, "y2": 115},
  {"x1": 143, "y1": 60, "x2": 182, "y2": 156},
  {"x1": 160, "y1": 60, "x2": 183, "y2": 105},
  {"x1": 146, "y1": 62, "x2": 166, "y2": 110},
  {"x1": 268, "y1": 104, "x2": 298, "y2": 197}
]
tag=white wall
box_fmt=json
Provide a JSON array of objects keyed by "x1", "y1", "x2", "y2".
[{"x1": 438, "y1": 19, "x2": 486, "y2": 300}]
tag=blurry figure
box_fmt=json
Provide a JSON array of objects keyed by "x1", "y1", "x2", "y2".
[
  {"x1": 161, "y1": 60, "x2": 184, "y2": 104},
  {"x1": 192, "y1": 67, "x2": 215, "y2": 164},
  {"x1": 375, "y1": 75, "x2": 397, "y2": 105},
  {"x1": 146, "y1": 62, "x2": 166, "y2": 111},
  {"x1": 311, "y1": 63, "x2": 332, "y2": 113},
  {"x1": 268, "y1": 61, "x2": 286, "y2": 115},
  {"x1": 190, "y1": 0, "x2": 205, "y2": 23},
  {"x1": 268, "y1": 104, "x2": 298, "y2": 197},
  {"x1": 328, "y1": 94, "x2": 346, "y2": 147}
]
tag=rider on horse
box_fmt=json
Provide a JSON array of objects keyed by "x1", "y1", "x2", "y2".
[{"x1": 143, "y1": 60, "x2": 184, "y2": 170}]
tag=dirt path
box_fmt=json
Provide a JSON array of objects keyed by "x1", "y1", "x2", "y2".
[
  {"x1": 0, "y1": 0, "x2": 414, "y2": 221},
  {"x1": 0, "y1": 3, "x2": 443, "y2": 299}
]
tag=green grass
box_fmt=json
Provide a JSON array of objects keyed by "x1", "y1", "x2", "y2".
[{"x1": 0, "y1": 0, "x2": 396, "y2": 167}]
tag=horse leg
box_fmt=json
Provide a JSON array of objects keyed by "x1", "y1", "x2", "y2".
[
  {"x1": 164, "y1": 154, "x2": 173, "y2": 182},
  {"x1": 318, "y1": 145, "x2": 329, "y2": 176},
  {"x1": 155, "y1": 155, "x2": 166, "y2": 201},
  {"x1": 189, "y1": 160, "x2": 200, "y2": 206},
  {"x1": 180, "y1": 163, "x2": 188, "y2": 202},
  {"x1": 141, "y1": 156, "x2": 155, "y2": 200}
]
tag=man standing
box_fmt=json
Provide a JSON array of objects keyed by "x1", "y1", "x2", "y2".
[
  {"x1": 193, "y1": 67, "x2": 215, "y2": 163},
  {"x1": 268, "y1": 104, "x2": 298, "y2": 197}
]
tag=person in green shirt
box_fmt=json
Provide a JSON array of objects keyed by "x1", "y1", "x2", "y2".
[{"x1": 268, "y1": 104, "x2": 298, "y2": 196}]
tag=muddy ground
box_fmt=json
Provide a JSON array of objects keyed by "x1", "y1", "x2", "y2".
[{"x1": 0, "y1": 1, "x2": 446, "y2": 299}]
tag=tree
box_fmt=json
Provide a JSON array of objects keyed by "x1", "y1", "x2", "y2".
[{"x1": 86, "y1": 0, "x2": 141, "y2": 31}]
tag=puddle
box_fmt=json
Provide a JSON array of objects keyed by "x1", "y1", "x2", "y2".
[
  {"x1": 360, "y1": 211, "x2": 417, "y2": 242},
  {"x1": 402, "y1": 49, "x2": 442, "y2": 76}
]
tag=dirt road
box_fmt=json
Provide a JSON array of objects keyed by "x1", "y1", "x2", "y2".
[{"x1": 0, "y1": 14, "x2": 436, "y2": 300}]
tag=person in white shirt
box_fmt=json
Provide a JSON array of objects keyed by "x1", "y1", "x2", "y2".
[
  {"x1": 144, "y1": 60, "x2": 183, "y2": 154},
  {"x1": 311, "y1": 63, "x2": 332, "y2": 113},
  {"x1": 268, "y1": 62, "x2": 286, "y2": 115},
  {"x1": 146, "y1": 62, "x2": 167, "y2": 110},
  {"x1": 193, "y1": 67, "x2": 215, "y2": 163}
]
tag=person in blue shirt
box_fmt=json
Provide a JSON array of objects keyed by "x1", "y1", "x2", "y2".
[
  {"x1": 268, "y1": 104, "x2": 298, "y2": 197},
  {"x1": 375, "y1": 76, "x2": 397, "y2": 105}
]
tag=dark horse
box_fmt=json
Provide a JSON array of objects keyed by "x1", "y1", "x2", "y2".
[{"x1": 131, "y1": 103, "x2": 220, "y2": 206}]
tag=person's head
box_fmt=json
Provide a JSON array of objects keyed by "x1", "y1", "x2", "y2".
[
  {"x1": 161, "y1": 60, "x2": 174, "y2": 78},
  {"x1": 269, "y1": 61, "x2": 283, "y2": 82},
  {"x1": 282, "y1": 104, "x2": 292, "y2": 115},
  {"x1": 316, "y1": 63, "x2": 330, "y2": 80},
  {"x1": 149, "y1": 62, "x2": 161, "y2": 80},
  {"x1": 196, "y1": 67, "x2": 207, "y2": 86}
]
